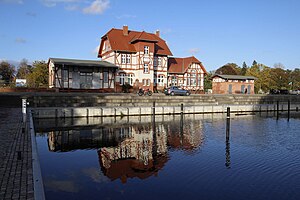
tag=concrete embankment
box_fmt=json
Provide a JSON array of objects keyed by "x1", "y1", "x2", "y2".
[{"x1": 1, "y1": 92, "x2": 300, "y2": 118}]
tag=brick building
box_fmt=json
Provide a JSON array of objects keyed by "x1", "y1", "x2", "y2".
[{"x1": 212, "y1": 74, "x2": 257, "y2": 94}]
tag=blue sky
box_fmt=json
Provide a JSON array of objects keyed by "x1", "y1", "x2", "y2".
[{"x1": 1, "y1": 0, "x2": 300, "y2": 71}]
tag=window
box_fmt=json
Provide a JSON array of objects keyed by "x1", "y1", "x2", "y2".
[
  {"x1": 171, "y1": 76, "x2": 177, "y2": 86},
  {"x1": 62, "y1": 69, "x2": 69, "y2": 88},
  {"x1": 128, "y1": 74, "x2": 133, "y2": 85},
  {"x1": 158, "y1": 75, "x2": 164, "y2": 86},
  {"x1": 80, "y1": 72, "x2": 92, "y2": 89},
  {"x1": 126, "y1": 54, "x2": 131, "y2": 64},
  {"x1": 120, "y1": 73, "x2": 125, "y2": 85},
  {"x1": 186, "y1": 74, "x2": 191, "y2": 86},
  {"x1": 121, "y1": 54, "x2": 126, "y2": 64},
  {"x1": 191, "y1": 70, "x2": 196, "y2": 86},
  {"x1": 158, "y1": 57, "x2": 162, "y2": 66},
  {"x1": 144, "y1": 46, "x2": 149, "y2": 54},
  {"x1": 143, "y1": 63, "x2": 149, "y2": 73},
  {"x1": 103, "y1": 71, "x2": 108, "y2": 83},
  {"x1": 154, "y1": 57, "x2": 158, "y2": 66}
]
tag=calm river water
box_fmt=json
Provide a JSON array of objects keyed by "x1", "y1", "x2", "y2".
[{"x1": 34, "y1": 112, "x2": 300, "y2": 200}]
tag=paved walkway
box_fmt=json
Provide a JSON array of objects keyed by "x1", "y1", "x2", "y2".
[{"x1": 0, "y1": 108, "x2": 34, "y2": 200}]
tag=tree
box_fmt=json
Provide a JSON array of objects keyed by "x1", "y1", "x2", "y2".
[
  {"x1": 26, "y1": 61, "x2": 48, "y2": 88},
  {"x1": 246, "y1": 63, "x2": 271, "y2": 93},
  {"x1": 269, "y1": 67, "x2": 289, "y2": 90},
  {"x1": 16, "y1": 59, "x2": 32, "y2": 79},
  {"x1": 252, "y1": 60, "x2": 257, "y2": 66},
  {"x1": 241, "y1": 62, "x2": 248, "y2": 75},
  {"x1": 0, "y1": 61, "x2": 15, "y2": 85},
  {"x1": 215, "y1": 63, "x2": 241, "y2": 75},
  {"x1": 287, "y1": 68, "x2": 300, "y2": 90},
  {"x1": 204, "y1": 71, "x2": 213, "y2": 90}
]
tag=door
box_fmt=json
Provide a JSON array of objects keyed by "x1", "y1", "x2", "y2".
[
  {"x1": 228, "y1": 84, "x2": 232, "y2": 94},
  {"x1": 241, "y1": 85, "x2": 245, "y2": 94},
  {"x1": 247, "y1": 85, "x2": 251, "y2": 94}
]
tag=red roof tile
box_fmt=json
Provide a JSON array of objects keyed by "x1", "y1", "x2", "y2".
[
  {"x1": 99, "y1": 28, "x2": 172, "y2": 57},
  {"x1": 168, "y1": 56, "x2": 207, "y2": 74}
]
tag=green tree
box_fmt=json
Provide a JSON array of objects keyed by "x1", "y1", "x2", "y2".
[
  {"x1": 289, "y1": 68, "x2": 300, "y2": 90},
  {"x1": 252, "y1": 60, "x2": 257, "y2": 66},
  {"x1": 16, "y1": 59, "x2": 32, "y2": 79},
  {"x1": 241, "y1": 61, "x2": 248, "y2": 75},
  {"x1": 26, "y1": 61, "x2": 48, "y2": 88},
  {"x1": 0, "y1": 61, "x2": 15, "y2": 85},
  {"x1": 204, "y1": 71, "x2": 213, "y2": 90},
  {"x1": 269, "y1": 67, "x2": 289, "y2": 90},
  {"x1": 246, "y1": 63, "x2": 271, "y2": 93}
]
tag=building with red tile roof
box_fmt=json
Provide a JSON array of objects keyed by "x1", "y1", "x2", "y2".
[
  {"x1": 168, "y1": 56, "x2": 207, "y2": 92},
  {"x1": 98, "y1": 26, "x2": 207, "y2": 93}
]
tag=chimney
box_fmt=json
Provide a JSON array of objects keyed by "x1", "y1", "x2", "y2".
[
  {"x1": 123, "y1": 25, "x2": 128, "y2": 36},
  {"x1": 155, "y1": 30, "x2": 160, "y2": 37}
]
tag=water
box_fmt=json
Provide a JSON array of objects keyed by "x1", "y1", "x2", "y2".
[{"x1": 34, "y1": 113, "x2": 300, "y2": 200}]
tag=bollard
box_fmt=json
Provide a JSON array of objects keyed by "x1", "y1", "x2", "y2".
[
  {"x1": 226, "y1": 107, "x2": 230, "y2": 119},
  {"x1": 22, "y1": 98, "x2": 27, "y2": 123},
  {"x1": 226, "y1": 107, "x2": 230, "y2": 141},
  {"x1": 181, "y1": 103, "x2": 184, "y2": 114}
]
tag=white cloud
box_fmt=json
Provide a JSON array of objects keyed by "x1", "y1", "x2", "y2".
[
  {"x1": 15, "y1": 38, "x2": 27, "y2": 44},
  {"x1": 188, "y1": 48, "x2": 200, "y2": 55},
  {"x1": 83, "y1": 0, "x2": 109, "y2": 15},
  {"x1": 0, "y1": 0, "x2": 23, "y2": 4}
]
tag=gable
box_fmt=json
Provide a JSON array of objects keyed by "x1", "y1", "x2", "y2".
[
  {"x1": 98, "y1": 28, "x2": 172, "y2": 57},
  {"x1": 168, "y1": 56, "x2": 207, "y2": 74}
]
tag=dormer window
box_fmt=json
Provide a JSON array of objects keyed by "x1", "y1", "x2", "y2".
[{"x1": 144, "y1": 46, "x2": 149, "y2": 55}]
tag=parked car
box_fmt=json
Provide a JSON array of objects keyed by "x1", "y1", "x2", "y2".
[
  {"x1": 290, "y1": 90, "x2": 300, "y2": 95},
  {"x1": 164, "y1": 86, "x2": 190, "y2": 96}
]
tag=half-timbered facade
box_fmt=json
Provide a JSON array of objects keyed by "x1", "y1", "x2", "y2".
[
  {"x1": 168, "y1": 56, "x2": 207, "y2": 93},
  {"x1": 48, "y1": 58, "x2": 118, "y2": 92},
  {"x1": 99, "y1": 26, "x2": 172, "y2": 92}
]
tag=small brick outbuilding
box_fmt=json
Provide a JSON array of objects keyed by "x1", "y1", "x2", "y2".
[{"x1": 212, "y1": 74, "x2": 257, "y2": 94}]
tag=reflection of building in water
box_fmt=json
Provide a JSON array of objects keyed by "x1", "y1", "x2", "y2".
[
  {"x1": 48, "y1": 126, "x2": 132, "y2": 152},
  {"x1": 167, "y1": 119, "x2": 205, "y2": 151},
  {"x1": 99, "y1": 123, "x2": 168, "y2": 183}
]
